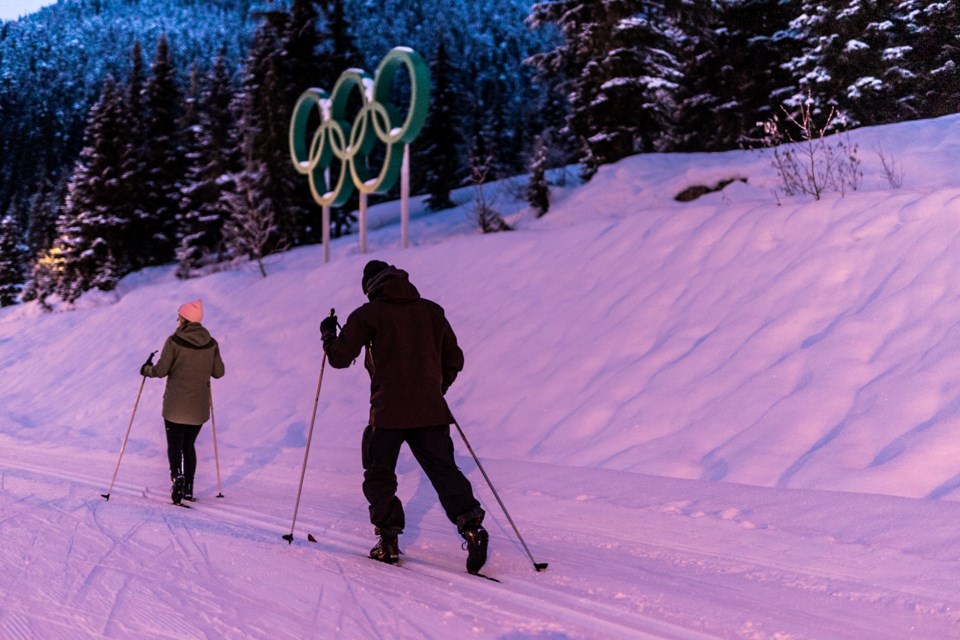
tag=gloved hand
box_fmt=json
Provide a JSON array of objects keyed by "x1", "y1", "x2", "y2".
[
  {"x1": 320, "y1": 315, "x2": 338, "y2": 342},
  {"x1": 140, "y1": 351, "x2": 155, "y2": 376}
]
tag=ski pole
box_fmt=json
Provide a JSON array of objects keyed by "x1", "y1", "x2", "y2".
[
  {"x1": 209, "y1": 386, "x2": 224, "y2": 498},
  {"x1": 283, "y1": 309, "x2": 334, "y2": 543},
  {"x1": 451, "y1": 414, "x2": 549, "y2": 572},
  {"x1": 102, "y1": 351, "x2": 156, "y2": 501}
]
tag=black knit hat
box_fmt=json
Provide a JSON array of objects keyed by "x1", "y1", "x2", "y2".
[{"x1": 362, "y1": 260, "x2": 390, "y2": 294}]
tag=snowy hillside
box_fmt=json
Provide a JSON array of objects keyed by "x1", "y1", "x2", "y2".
[{"x1": 4, "y1": 115, "x2": 960, "y2": 638}]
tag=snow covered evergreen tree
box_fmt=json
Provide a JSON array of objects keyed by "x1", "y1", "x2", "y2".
[
  {"x1": 138, "y1": 34, "x2": 186, "y2": 266},
  {"x1": 53, "y1": 77, "x2": 134, "y2": 302},
  {"x1": 674, "y1": 0, "x2": 798, "y2": 151},
  {"x1": 177, "y1": 52, "x2": 239, "y2": 279},
  {"x1": 176, "y1": 64, "x2": 207, "y2": 278},
  {"x1": 899, "y1": 0, "x2": 960, "y2": 117},
  {"x1": 121, "y1": 40, "x2": 150, "y2": 270},
  {"x1": 24, "y1": 174, "x2": 68, "y2": 264},
  {"x1": 421, "y1": 37, "x2": 463, "y2": 211},
  {"x1": 282, "y1": 0, "x2": 323, "y2": 100},
  {"x1": 276, "y1": 0, "x2": 327, "y2": 243},
  {"x1": 527, "y1": 0, "x2": 686, "y2": 178},
  {"x1": 318, "y1": 0, "x2": 365, "y2": 86},
  {"x1": 782, "y1": 0, "x2": 915, "y2": 127},
  {"x1": 0, "y1": 1, "x2": 253, "y2": 261},
  {"x1": 233, "y1": 12, "x2": 306, "y2": 248},
  {"x1": 0, "y1": 213, "x2": 27, "y2": 306},
  {"x1": 316, "y1": 0, "x2": 365, "y2": 237},
  {"x1": 526, "y1": 136, "x2": 550, "y2": 218}
]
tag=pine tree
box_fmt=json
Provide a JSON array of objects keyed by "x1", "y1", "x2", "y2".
[
  {"x1": 127, "y1": 41, "x2": 145, "y2": 137},
  {"x1": 234, "y1": 14, "x2": 305, "y2": 248},
  {"x1": 782, "y1": 0, "x2": 914, "y2": 127},
  {"x1": 527, "y1": 0, "x2": 687, "y2": 178},
  {"x1": 316, "y1": 0, "x2": 364, "y2": 237},
  {"x1": 278, "y1": 0, "x2": 326, "y2": 244},
  {"x1": 0, "y1": 213, "x2": 27, "y2": 306},
  {"x1": 317, "y1": 0, "x2": 364, "y2": 86},
  {"x1": 526, "y1": 136, "x2": 550, "y2": 218},
  {"x1": 54, "y1": 76, "x2": 133, "y2": 302},
  {"x1": 121, "y1": 40, "x2": 150, "y2": 270},
  {"x1": 177, "y1": 52, "x2": 239, "y2": 278},
  {"x1": 421, "y1": 36, "x2": 463, "y2": 211},
  {"x1": 25, "y1": 173, "x2": 67, "y2": 261},
  {"x1": 900, "y1": 0, "x2": 960, "y2": 117},
  {"x1": 281, "y1": 0, "x2": 323, "y2": 104},
  {"x1": 26, "y1": 246, "x2": 66, "y2": 311},
  {"x1": 139, "y1": 34, "x2": 186, "y2": 266},
  {"x1": 176, "y1": 64, "x2": 207, "y2": 279},
  {"x1": 674, "y1": 0, "x2": 796, "y2": 151}
]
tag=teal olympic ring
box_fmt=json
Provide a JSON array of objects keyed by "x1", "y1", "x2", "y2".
[{"x1": 289, "y1": 47, "x2": 430, "y2": 208}]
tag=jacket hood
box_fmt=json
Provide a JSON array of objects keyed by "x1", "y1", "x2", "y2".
[
  {"x1": 366, "y1": 267, "x2": 421, "y2": 303},
  {"x1": 175, "y1": 322, "x2": 214, "y2": 347}
]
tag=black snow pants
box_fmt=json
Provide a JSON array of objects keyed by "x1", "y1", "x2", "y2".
[{"x1": 362, "y1": 424, "x2": 484, "y2": 534}]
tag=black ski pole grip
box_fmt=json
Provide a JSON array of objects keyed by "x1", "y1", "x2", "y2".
[{"x1": 329, "y1": 308, "x2": 343, "y2": 331}]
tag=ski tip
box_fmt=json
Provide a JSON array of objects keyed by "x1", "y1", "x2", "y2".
[
  {"x1": 282, "y1": 534, "x2": 294, "y2": 544},
  {"x1": 101, "y1": 493, "x2": 110, "y2": 501},
  {"x1": 534, "y1": 562, "x2": 549, "y2": 572},
  {"x1": 307, "y1": 533, "x2": 317, "y2": 542}
]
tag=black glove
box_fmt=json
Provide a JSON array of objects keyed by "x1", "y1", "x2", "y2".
[
  {"x1": 140, "y1": 351, "x2": 155, "y2": 376},
  {"x1": 320, "y1": 315, "x2": 338, "y2": 342}
]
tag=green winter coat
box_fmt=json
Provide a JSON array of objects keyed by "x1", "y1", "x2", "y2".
[{"x1": 143, "y1": 322, "x2": 225, "y2": 425}]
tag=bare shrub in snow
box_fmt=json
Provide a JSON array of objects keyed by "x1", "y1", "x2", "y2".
[
  {"x1": 761, "y1": 100, "x2": 862, "y2": 201},
  {"x1": 876, "y1": 144, "x2": 905, "y2": 189},
  {"x1": 469, "y1": 154, "x2": 512, "y2": 233}
]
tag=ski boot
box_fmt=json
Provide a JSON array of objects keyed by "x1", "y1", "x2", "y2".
[
  {"x1": 183, "y1": 477, "x2": 194, "y2": 502},
  {"x1": 369, "y1": 527, "x2": 401, "y2": 565},
  {"x1": 171, "y1": 474, "x2": 186, "y2": 505},
  {"x1": 460, "y1": 523, "x2": 489, "y2": 574}
]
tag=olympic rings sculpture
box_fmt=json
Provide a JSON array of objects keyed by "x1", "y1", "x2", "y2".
[{"x1": 289, "y1": 47, "x2": 430, "y2": 208}]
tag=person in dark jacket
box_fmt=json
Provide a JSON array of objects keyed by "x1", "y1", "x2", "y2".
[
  {"x1": 321, "y1": 260, "x2": 488, "y2": 574},
  {"x1": 142, "y1": 299, "x2": 225, "y2": 504}
]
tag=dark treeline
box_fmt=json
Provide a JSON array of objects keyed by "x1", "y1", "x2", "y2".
[{"x1": 1, "y1": 0, "x2": 958, "y2": 307}]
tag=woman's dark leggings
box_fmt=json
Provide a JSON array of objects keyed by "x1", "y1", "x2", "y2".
[{"x1": 165, "y1": 420, "x2": 202, "y2": 480}]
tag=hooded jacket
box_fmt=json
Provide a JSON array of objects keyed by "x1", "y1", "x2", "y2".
[
  {"x1": 143, "y1": 322, "x2": 225, "y2": 425},
  {"x1": 324, "y1": 267, "x2": 464, "y2": 429}
]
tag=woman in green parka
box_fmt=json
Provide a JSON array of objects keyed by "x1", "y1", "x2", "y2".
[{"x1": 141, "y1": 299, "x2": 225, "y2": 504}]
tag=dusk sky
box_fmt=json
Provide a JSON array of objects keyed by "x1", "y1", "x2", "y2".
[{"x1": 0, "y1": 0, "x2": 55, "y2": 22}]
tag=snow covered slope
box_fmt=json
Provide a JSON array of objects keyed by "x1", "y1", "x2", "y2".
[{"x1": 4, "y1": 115, "x2": 960, "y2": 637}]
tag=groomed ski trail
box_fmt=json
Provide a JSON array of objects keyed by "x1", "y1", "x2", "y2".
[{"x1": 2, "y1": 445, "x2": 960, "y2": 639}]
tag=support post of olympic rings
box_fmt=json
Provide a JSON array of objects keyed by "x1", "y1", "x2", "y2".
[
  {"x1": 289, "y1": 47, "x2": 430, "y2": 261},
  {"x1": 401, "y1": 145, "x2": 410, "y2": 249},
  {"x1": 322, "y1": 204, "x2": 330, "y2": 263},
  {"x1": 359, "y1": 193, "x2": 367, "y2": 254}
]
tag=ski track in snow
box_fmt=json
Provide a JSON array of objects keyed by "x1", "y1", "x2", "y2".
[{"x1": 2, "y1": 450, "x2": 960, "y2": 638}]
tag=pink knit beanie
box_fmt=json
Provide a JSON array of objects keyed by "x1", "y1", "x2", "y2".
[{"x1": 178, "y1": 299, "x2": 203, "y2": 323}]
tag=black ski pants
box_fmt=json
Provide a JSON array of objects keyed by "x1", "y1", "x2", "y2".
[
  {"x1": 362, "y1": 424, "x2": 484, "y2": 534},
  {"x1": 165, "y1": 420, "x2": 202, "y2": 481}
]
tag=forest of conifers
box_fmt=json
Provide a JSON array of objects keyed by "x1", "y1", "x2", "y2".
[{"x1": 0, "y1": 0, "x2": 957, "y2": 306}]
